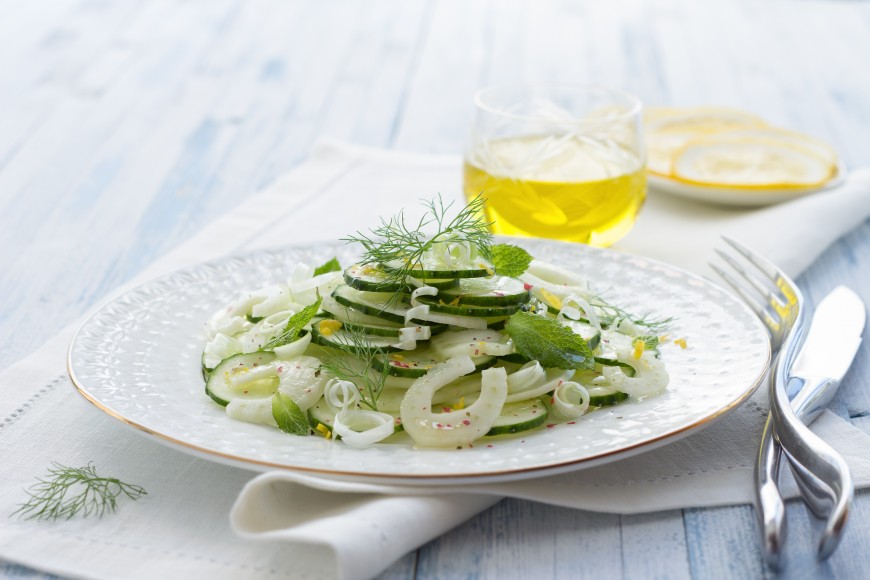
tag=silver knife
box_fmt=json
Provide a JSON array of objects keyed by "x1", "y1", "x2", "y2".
[
  {"x1": 756, "y1": 285, "x2": 866, "y2": 568},
  {"x1": 789, "y1": 285, "x2": 865, "y2": 419},
  {"x1": 784, "y1": 286, "x2": 865, "y2": 510}
]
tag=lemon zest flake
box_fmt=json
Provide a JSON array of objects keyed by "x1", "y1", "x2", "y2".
[
  {"x1": 318, "y1": 320, "x2": 343, "y2": 337},
  {"x1": 539, "y1": 288, "x2": 563, "y2": 311},
  {"x1": 632, "y1": 340, "x2": 645, "y2": 360}
]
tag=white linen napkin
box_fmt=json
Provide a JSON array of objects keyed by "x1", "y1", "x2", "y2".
[{"x1": 1, "y1": 140, "x2": 869, "y2": 580}]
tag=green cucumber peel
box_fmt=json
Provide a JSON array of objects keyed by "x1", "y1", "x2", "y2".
[
  {"x1": 272, "y1": 392, "x2": 310, "y2": 436},
  {"x1": 491, "y1": 244, "x2": 533, "y2": 277},
  {"x1": 505, "y1": 311, "x2": 595, "y2": 371}
]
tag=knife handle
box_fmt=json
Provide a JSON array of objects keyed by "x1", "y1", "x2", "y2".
[
  {"x1": 757, "y1": 374, "x2": 852, "y2": 566},
  {"x1": 771, "y1": 375, "x2": 854, "y2": 561}
]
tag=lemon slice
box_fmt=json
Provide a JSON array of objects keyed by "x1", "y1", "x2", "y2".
[
  {"x1": 694, "y1": 128, "x2": 839, "y2": 167},
  {"x1": 671, "y1": 129, "x2": 838, "y2": 189},
  {"x1": 645, "y1": 107, "x2": 768, "y2": 176}
]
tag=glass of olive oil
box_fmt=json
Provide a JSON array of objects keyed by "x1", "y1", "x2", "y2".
[{"x1": 464, "y1": 85, "x2": 646, "y2": 247}]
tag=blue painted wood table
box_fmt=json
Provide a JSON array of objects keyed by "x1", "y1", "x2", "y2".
[{"x1": 1, "y1": 0, "x2": 869, "y2": 578}]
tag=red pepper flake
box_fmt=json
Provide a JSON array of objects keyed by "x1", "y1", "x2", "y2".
[
  {"x1": 567, "y1": 421, "x2": 576, "y2": 425},
  {"x1": 462, "y1": 419, "x2": 471, "y2": 426},
  {"x1": 523, "y1": 283, "x2": 533, "y2": 291},
  {"x1": 546, "y1": 424, "x2": 555, "y2": 428},
  {"x1": 494, "y1": 291, "x2": 504, "y2": 296},
  {"x1": 442, "y1": 407, "x2": 452, "y2": 413},
  {"x1": 436, "y1": 423, "x2": 443, "y2": 429},
  {"x1": 276, "y1": 366, "x2": 284, "y2": 374},
  {"x1": 487, "y1": 444, "x2": 494, "y2": 448},
  {"x1": 392, "y1": 361, "x2": 410, "y2": 368}
]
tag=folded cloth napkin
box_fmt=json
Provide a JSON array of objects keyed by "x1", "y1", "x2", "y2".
[{"x1": 1, "y1": 140, "x2": 870, "y2": 580}]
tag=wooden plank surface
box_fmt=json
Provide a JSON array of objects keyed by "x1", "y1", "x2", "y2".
[{"x1": 1, "y1": 0, "x2": 869, "y2": 578}]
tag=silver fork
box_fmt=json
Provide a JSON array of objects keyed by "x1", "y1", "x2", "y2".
[{"x1": 710, "y1": 237, "x2": 852, "y2": 567}]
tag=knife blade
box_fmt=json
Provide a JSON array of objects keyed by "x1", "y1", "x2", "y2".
[
  {"x1": 790, "y1": 285, "x2": 865, "y2": 399},
  {"x1": 782, "y1": 286, "x2": 864, "y2": 514}
]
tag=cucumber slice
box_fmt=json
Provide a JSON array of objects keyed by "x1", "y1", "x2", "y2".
[
  {"x1": 588, "y1": 387, "x2": 630, "y2": 406},
  {"x1": 311, "y1": 323, "x2": 398, "y2": 354},
  {"x1": 563, "y1": 320, "x2": 602, "y2": 351},
  {"x1": 322, "y1": 296, "x2": 403, "y2": 327},
  {"x1": 437, "y1": 276, "x2": 531, "y2": 307},
  {"x1": 201, "y1": 352, "x2": 213, "y2": 381},
  {"x1": 594, "y1": 357, "x2": 637, "y2": 378},
  {"x1": 307, "y1": 399, "x2": 337, "y2": 429},
  {"x1": 485, "y1": 399, "x2": 548, "y2": 436},
  {"x1": 374, "y1": 345, "x2": 496, "y2": 378},
  {"x1": 344, "y1": 264, "x2": 458, "y2": 292},
  {"x1": 313, "y1": 316, "x2": 402, "y2": 338},
  {"x1": 413, "y1": 295, "x2": 523, "y2": 318},
  {"x1": 381, "y1": 259, "x2": 492, "y2": 279},
  {"x1": 206, "y1": 352, "x2": 277, "y2": 407},
  {"x1": 430, "y1": 328, "x2": 512, "y2": 358},
  {"x1": 497, "y1": 353, "x2": 531, "y2": 364},
  {"x1": 332, "y1": 285, "x2": 422, "y2": 325}
]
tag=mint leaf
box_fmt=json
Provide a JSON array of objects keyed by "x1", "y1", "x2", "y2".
[
  {"x1": 262, "y1": 297, "x2": 322, "y2": 350},
  {"x1": 313, "y1": 257, "x2": 341, "y2": 277},
  {"x1": 272, "y1": 393, "x2": 310, "y2": 435},
  {"x1": 492, "y1": 244, "x2": 532, "y2": 277},
  {"x1": 505, "y1": 311, "x2": 595, "y2": 370}
]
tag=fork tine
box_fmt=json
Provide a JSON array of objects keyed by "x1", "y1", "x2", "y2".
[
  {"x1": 722, "y1": 236, "x2": 783, "y2": 280},
  {"x1": 709, "y1": 262, "x2": 781, "y2": 334},
  {"x1": 714, "y1": 249, "x2": 789, "y2": 311},
  {"x1": 721, "y1": 236, "x2": 801, "y2": 312}
]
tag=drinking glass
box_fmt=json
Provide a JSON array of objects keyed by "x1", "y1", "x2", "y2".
[{"x1": 463, "y1": 84, "x2": 646, "y2": 247}]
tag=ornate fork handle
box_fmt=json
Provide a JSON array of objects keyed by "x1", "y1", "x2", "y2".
[{"x1": 769, "y1": 370, "x2": 854, "y2": 560}]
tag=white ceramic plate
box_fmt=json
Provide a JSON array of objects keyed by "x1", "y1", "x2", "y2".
[
  {"x1": 68, "y1": 239, "x2": 770, "y2": 485},
  {"x1": 648, "y1": 161, "x2": 847, "y2": 207}
]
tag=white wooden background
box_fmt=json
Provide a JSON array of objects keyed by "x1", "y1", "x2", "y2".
[{"x1": 2, "y1": 0, "x2": 870, "y2": 578}]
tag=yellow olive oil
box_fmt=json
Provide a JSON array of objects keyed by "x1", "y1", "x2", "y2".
[{"x1": 463, "y1": 135, "x2": 646, "y2": 247}]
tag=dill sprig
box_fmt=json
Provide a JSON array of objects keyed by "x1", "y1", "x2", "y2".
[
  {"x1": 343, "y1": 194, "x2": 494, "y2": 299},
  {"x1": 590, "y1": 294, "x2": 674, "y2": 332},
  {"x1": 319, "y1": 324, "x2": 390, "y2": 411},
  {"x1": 12, "y1": 462, "x2": 147, "y2": 521}
]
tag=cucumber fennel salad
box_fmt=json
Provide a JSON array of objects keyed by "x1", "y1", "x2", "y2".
[{"x1": 201, "y1": 196, "x2": 677, "y2": 449}]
